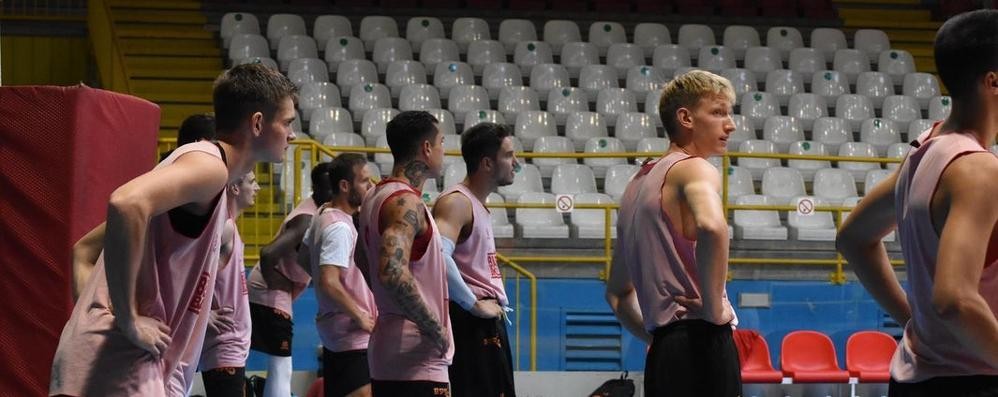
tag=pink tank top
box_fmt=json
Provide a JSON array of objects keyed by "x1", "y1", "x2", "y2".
[
  {"x1": 440, "y1": 184, "x2": 508, "y2": 306},
  {"x1": 199, "y1": 218, "x2": 251, "y2": 370},
  {"x1": 616, "y1": 152, "x2": 736, "y2": 332},
  {"x1": 247, "y1": 198, "x2": 316, "y2": 315},
  {"x1": 360, "y1": 179, "x2": 454, "y2": 383},
  {"x1": 307, "y1": 207, "x2": 378, "y2": 352},
  {"x1": 892, "y1": 131, "x2": 998, "y2": 382},
  {"x1": 49, "y1": 141, "x2": 228, "y2": 396}
]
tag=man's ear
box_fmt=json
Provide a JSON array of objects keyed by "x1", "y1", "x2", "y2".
[
  {"x1": 339, "y1": 179, "x2": 350, "y2": 195},
  {"x1": 676, "y1": 107, "x2": 694, "y2": 129},
  {"x1": 251, "y1": 112, "x2": 264, "y2": 137}
]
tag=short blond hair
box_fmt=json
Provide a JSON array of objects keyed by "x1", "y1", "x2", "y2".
[{"x1": 658, "y1": 70, "x2": 736, "y2": 138}]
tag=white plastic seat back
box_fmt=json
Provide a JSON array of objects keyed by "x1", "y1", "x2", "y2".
[
  {"x1": 765, "y1": 70, "x2": 804, "y2": 106},
  {"x1": 879, "y1": 50, "x2": 916, "y2": 85},
  {"x1": 234, "y1": 56, "x2": 278, "y2": 70},
  {"x1": 229, "y1": 34, "x2": 269, "y2": 61},
  {"x1": 596, "y1": 88, "x2": 638, "y2": 127},
  {"x1": 740, "y1": 91, "x2": 780, "y2": 131},
  {"x1": 908, "y1": 119, "x2": 935, "y2": 138},
  {"x1": 324, "y1": 36, "x2": 365, "y2": 71},
  {"x1": 812, "y1": 117, "x2": 852, "y2": 153},
  {"x1": 634, "y1": 23, "x2": 671, "y2": 57},
  {"x1": 838, "y1": 142, "x2": 880, "y2": 181},
  {"x1": 361, "y1": 108, "x2": 400, "y2": 144},
  {"x1": 482, "y1": 63, "x2": 524, "y2": 100},
  {"x1": 811, "y1": 70, "x2": 850, "y2": 104},
  {"x1": 288, "y1": 58, "x2": 329, "y2": 87},
  {"x1": 443, "y1": 161, "x2": 468, "y2": 188},
  {"x1": 589, "y1": 22, "x2": 627, "y2": 56},
  {"x1": 834, "y1": 94, "x2": 874, "y2": 132},
  {"x1": 810, "y1": 28, "x2": 847, "y2": 60},
  {"x1": 222, "y1": 13, "x2": 260, "y2": 48},
  {"x1": 788, "y1": 93, "x2": 827, "y2": 131},
  {"x1": 267, "y1": 14, "x2": 306, "y2": 48},
  {"x1": 486, "y1": 193, "x2": 515, "y2": 237},
  {"x1": 547, "y1": 88, "x2": 590, "y2": 125},
  {"x1": 726, "y1": 166, "x2": 755, "y2": 199},
  {"x1": 299, "y1": 82, "x2": 341, "y2": 121},
  {"x1": 583, "y1": 137, "x2": 627, "y2": 176},
  {"x1": 426, "y1": 108, "x2": 457, "y2": 136},
  {"x1": 447, "y1": 85, "x2": 490, "y2": 122},
  {"x1": 309, "y1": 107, "x2": 353, "y2": 139},
  {"x1": 733, "y1": 195, "x2": 787, "y2": 240},
  {"x1": 903, "y1": 72, "x2": 941, "y2": 109},
  {"x1": 529, "y1": 63, "x2": 570, "y2": 98},
  {"x1": 832, "y1": 49, "x2": 871, "y2": 84},
  {"x1": 615, "y1": 112, "x2": 657, "y2": 150},
  {"x1": 761, "y1": 167, "x2": 806, "y2": 204},
  {"x1": 626, "y1": 66, "x2": 667, "y2": 98},
  {"x1": 516, "y1": 192, "x2": 569, "y2": 238},
  {"x1": 420, "y1": 38, "x2": 461, "y2": 76},
  {"x1": 728, "y1": 114, "x2": 755, "y2": 150},
  {"x1": 787, "y1": 141, "x2": 830, "y2": 181},
  {"x1": 277, "y1": 35, "x2": 319, "y2": 70},
  {"x1": 886, "y1": 142, "x2": 910, "y2": 170},
  {"x1": 543, "y1": 20, "x2": 582, "y2": 53},
  {"x1": 550, "y1": 164, "x2": 598, "y2": 195},
  {"x1": 515, "y1": 110, "x2": 557, "y2": 150},
  {"x1": 744, "y1": 46, "x2": 782, "y2": 81},
  {"x1": 452, "y1": 18, "x2": 491, "y2": 53},
  {"x1": 372, "y1": 37, "x2": 413, "y2": 73},
  {"x1": 359, "y1": 16, "x2": 399, "y2": 51},
  {"x1": 721, "y1": 69, "x2": 757, "y2": 97},
  {"x1": 636, "y1": 137, "x2": 669, "y2": 163},
  {"x1": 532, "y1": 136, "x2": 575, "y2": 176},
  {"x1": 321, "y1": 132, "x2": 365, "y2": 153},
  {"x1": 513, "y1": 41, "x2": 554, "y2": 76},
  {"x1": 498, "y1": 86, "x2": 540, "y2": 121},
  {"x1": 882, "y1": 95, "x2": 921, "y2": 131},
  {"x1": 433, "y1": 61, "x2": 474, "y2": 100},
  {"x1": 313, "y1": 15, "x2": 353, "y2": 50},
  {"x1": 722, "y1": 25, "x2": 761, "y2": 59},
  {"x1": 787, "y1": 196, "x2": 836, "y2": 241},
  {"x1": 347, "y1": 83, "x2": 391, "y2": 121},
  {"x1": 565, "y1": 111, "x2": 608, "y2": 150},
  {"x1": 571, "y1": 193, "x2": 618, "y2": 238},
  {"x1": 561, "y1": 42, "x2": 600, "y2": 78},
  {"x1": 335, "y1": 59, "x2": 377, "y2": 92},
  {"x1": 499, "y1": 164, "x2": 543, "y2": 200},
  {"x1": 855, "y1": 71, "x2": 895, "y2": 109},
  {"x1": 463, "y1": 109, "x2": 505, "y2": 130},
  {"x1": 406, "y1": 17, "x2": 445, "y2": 51},
  {"x1": 860, "y1": 118, "x2": 900, "y2": 155},
  {"x1": 467, "y1": 40, "x2": 507, "y2": 75},
  {"x1": 762, "y1": 116, "x2": 804, "y2": 152},
  {"x1": 499, "y1": 19, "x2": 537, "y2": 52},
  {"x1": 578, "y1": 65, "x2": 619, "y2": 99},
  {"x1": 698, "y1": 46, "x2": 736, "y2": 72},
  {"x1": 766, "y1": 26, "x2": 803, "y2": 60},
  {"x1": 788, "y1": 48, "x2": 826, "y2": 81},
  {"x1": 386, "y1": 60, "x2": 428, "y2": 97},
  {"x1": 677, "y1": 24, "x2": 715, "y2": 56},
  {"x1": 604, "y1": 164, "x2": 639, "y2": 200},
  {"x1": 863, "y1": 169, "x2": 892, "y2": 195},
  {"x1": 645, "y1": 89, "x2": 664, "y2": 127},
  {"x1": 928, "y1": 96, "x2": 951, "y2": 121},
  {"x1": 652, "y1": 44, "x2": 691, "y2": 77},
  {"x1": 738, "y1": 140, "x2": 779, "y2": 179},
  {"x1": 399, "y1": 84, "x2": 440, "y2": 111},
  {"x1": 813, "y1": 168, "x2": 858, "y2": 205},
  {"x1": 854, "y1": 29, "x2": 890, "y2": 61}
]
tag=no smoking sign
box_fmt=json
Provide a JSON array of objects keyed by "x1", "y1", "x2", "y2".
[
  {"x1": 796, "y1": 197, "x2": 815, "y2": 217},
  {"x1": 555, "y1": 194, "x2": 575, "y2": 213}
]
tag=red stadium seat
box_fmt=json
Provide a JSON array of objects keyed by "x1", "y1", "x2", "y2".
[
  {"x1": 734, "y1": 329, "x2": 784, "y2": 383},
  {"x1": 846, "y1": 331, "x2": 896, "y2": 383},
  {"x1": 305, "y1": 377, "x2": 324, "y2": 397},
  {"x1": 781, "y1": 330, "x2": 851, "y2": 383}
]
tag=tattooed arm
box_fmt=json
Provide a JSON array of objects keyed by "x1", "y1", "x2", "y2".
[{"x1": 378, "y1": 192, "x2": 449, "y2": 352}]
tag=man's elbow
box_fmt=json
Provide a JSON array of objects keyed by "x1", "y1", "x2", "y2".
[
  {"x1": 932, "y1": 289, "x2": 973, "y2": 320},
  {"x1": 696, "y1": 219, "x2": 728, "y2": 239},
  {"x1": 108, "y1": 189, "x2": 149, "y2": 221}
]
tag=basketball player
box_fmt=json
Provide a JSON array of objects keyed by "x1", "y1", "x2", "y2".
[
  {"x1": 358, "y1": 110, "x2": 453, "y2": 397},
  {"x1": 302, "y1": 153, "x2": 376, "y2": 397},
  {"x1": 605, "y1": 70, "x2": 740, "y2": 397},
  {"x1": 49, "y1": 63, "x2": 297, "y2": 396},
  {"x1": 247, "y1": 162, "x2": 334, "y2": 397},
  {"x1": 836, "y1": 10, "x2": 998, "y2": 396},
  {"x1": 433, "y1": 122, "x2": 517, "y2": 397},
  {"x1": 199, "y1": 171, "x2": 259, "y2": 396},
  {"x1": 160, "y1": 113, "x2": 216, "y2": 161}
]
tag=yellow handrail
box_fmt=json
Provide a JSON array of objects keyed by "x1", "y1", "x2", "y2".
[{"x1": 88, "y1": 0, "x2": 131, "y2": 93}]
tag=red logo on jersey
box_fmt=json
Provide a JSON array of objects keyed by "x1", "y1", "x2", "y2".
[
  {"x1": 487, "y1": 252, "x2": 501, "y2": 278},
  {"x1": 188, "y1": 271, "x2": 211, "y2": 314},
  {"x1": 240, "y1": 271, "x2": 249, "y2": 295}
]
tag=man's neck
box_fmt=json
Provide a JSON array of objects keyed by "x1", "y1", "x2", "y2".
[
  {"x1": 941, "y1": 102, "x2": 998, "y2": 148},
  {"x1": 461, "y1": 175, "x2": 493, "y2": 203},
  {"x1": 391, "y1": 160, "x2": 431, "y2": 190},
  {"x1": 330, "y1": 196, "x2": 358, "y2": 215},
  {"x1": 217, "y1": 140, "x2": 256, "y2": 184}
]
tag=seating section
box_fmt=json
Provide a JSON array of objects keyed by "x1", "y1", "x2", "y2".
[{"x1": 219, "y1": 12, "x2": 932, "y2": 241}]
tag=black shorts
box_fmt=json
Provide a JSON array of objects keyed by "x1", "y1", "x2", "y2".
[
  {"x1": 644, "y1": 320, "x2": 742, "y2": 397},
  {"x1": 201, "y1": 366, "x2": 246, "y2": 397},
  {"x1": 249, "y1": 302, "x2": 294, "y2": 356},
  {"x1": 323, "y1": 348, "x2": 371, "y2": 397},
  {"x1": 889, "y1": 375, "x2": 998, "y2": 397},
  {"x1": 371, "y1": 380, "x2": 450, "y2": 397},
  {"x1": 447, "y1": 302, "x2": 516, "y2": 397}
]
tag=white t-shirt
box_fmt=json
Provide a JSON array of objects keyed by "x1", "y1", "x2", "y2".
[{"x1": 303, "y1": 222, "x2": 353, "y2": 269}]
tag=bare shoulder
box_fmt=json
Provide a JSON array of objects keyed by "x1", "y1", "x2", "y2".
[
  {"x1": 379, "y1": 190, "x2": 425, "y2": 232},
  {"x1": 943, "y1": 152, "x2": 998, "y2": 195},
  {"x1": 431, "y1": 191, "x2": 472, "y2": 221},
  {"x1": 669, "y1": 157, "x2": 721, "y2": 186}
]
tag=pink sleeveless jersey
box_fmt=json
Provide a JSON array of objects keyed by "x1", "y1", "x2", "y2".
[
  {"x1": 892, "y1": 131, "x2": 998, "y2": 382},
  {"x1": 307, "y1": 207, "x2": 378, "y2": 352},
  {"x1": 247, "y1": 198, "x2": 316, "y2": 315},
  {"x1": 199, "y1": 218, "x2": 252, "y2": 370},
  {"x1": 440, "y1": 184, "x2": 508, "y2": 305},
  {"x1": 360, "y1": 180, "x2": 454, "y2": 383},
  {"x1": 49, "y1": 141, "x2": 228, "y2": 397},
  {"x1": 616, "y1": 152, "x2": 736, "y2": 332}
]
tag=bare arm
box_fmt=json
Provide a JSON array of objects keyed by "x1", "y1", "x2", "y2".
[
  {"x1": 219, "y1": 221, "x2": 236, "y2": 271},
  {"x1": 836, "y1": 170, "x2": 911, "y2": 325},
  {"x1": 605, "y1": 246, "x2": 651, "y2": 343},
  {"x1": 675, "y1": 159, "x2": 732, "y2": 325},
  {"x1": 378, "y1": 193, "x2": 448, "y2": 351},
  {"x1": 318, "y1": 266, "x2": 374, "y2": 331},
  {"x1": 432, "y1": 193, "x2": 501, "y2": 317},
  {"x1": 931, "y1": 154, "x2": 998, "y2": 366},
  {"x1": 104, "y1": 151, "x2": 228, "y2": 356},
  {"x1": 258, "y1": 215, "x2": 310, "y2": 292},
  {"x1": 72, "y1": 222, "x2": 106, "y2": 300}
]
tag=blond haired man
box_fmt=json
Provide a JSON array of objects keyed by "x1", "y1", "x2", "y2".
[{"x1": 606, "y1": 70, "x2": 740, "y2": 397}]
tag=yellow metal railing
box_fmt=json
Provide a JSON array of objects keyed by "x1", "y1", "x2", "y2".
[
  {"x1": 88, "y1": 0, "x2": 131, "y2": 93},
  {"x1": 495, "y1": 253, "x2": 537, "y2": 371}
]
